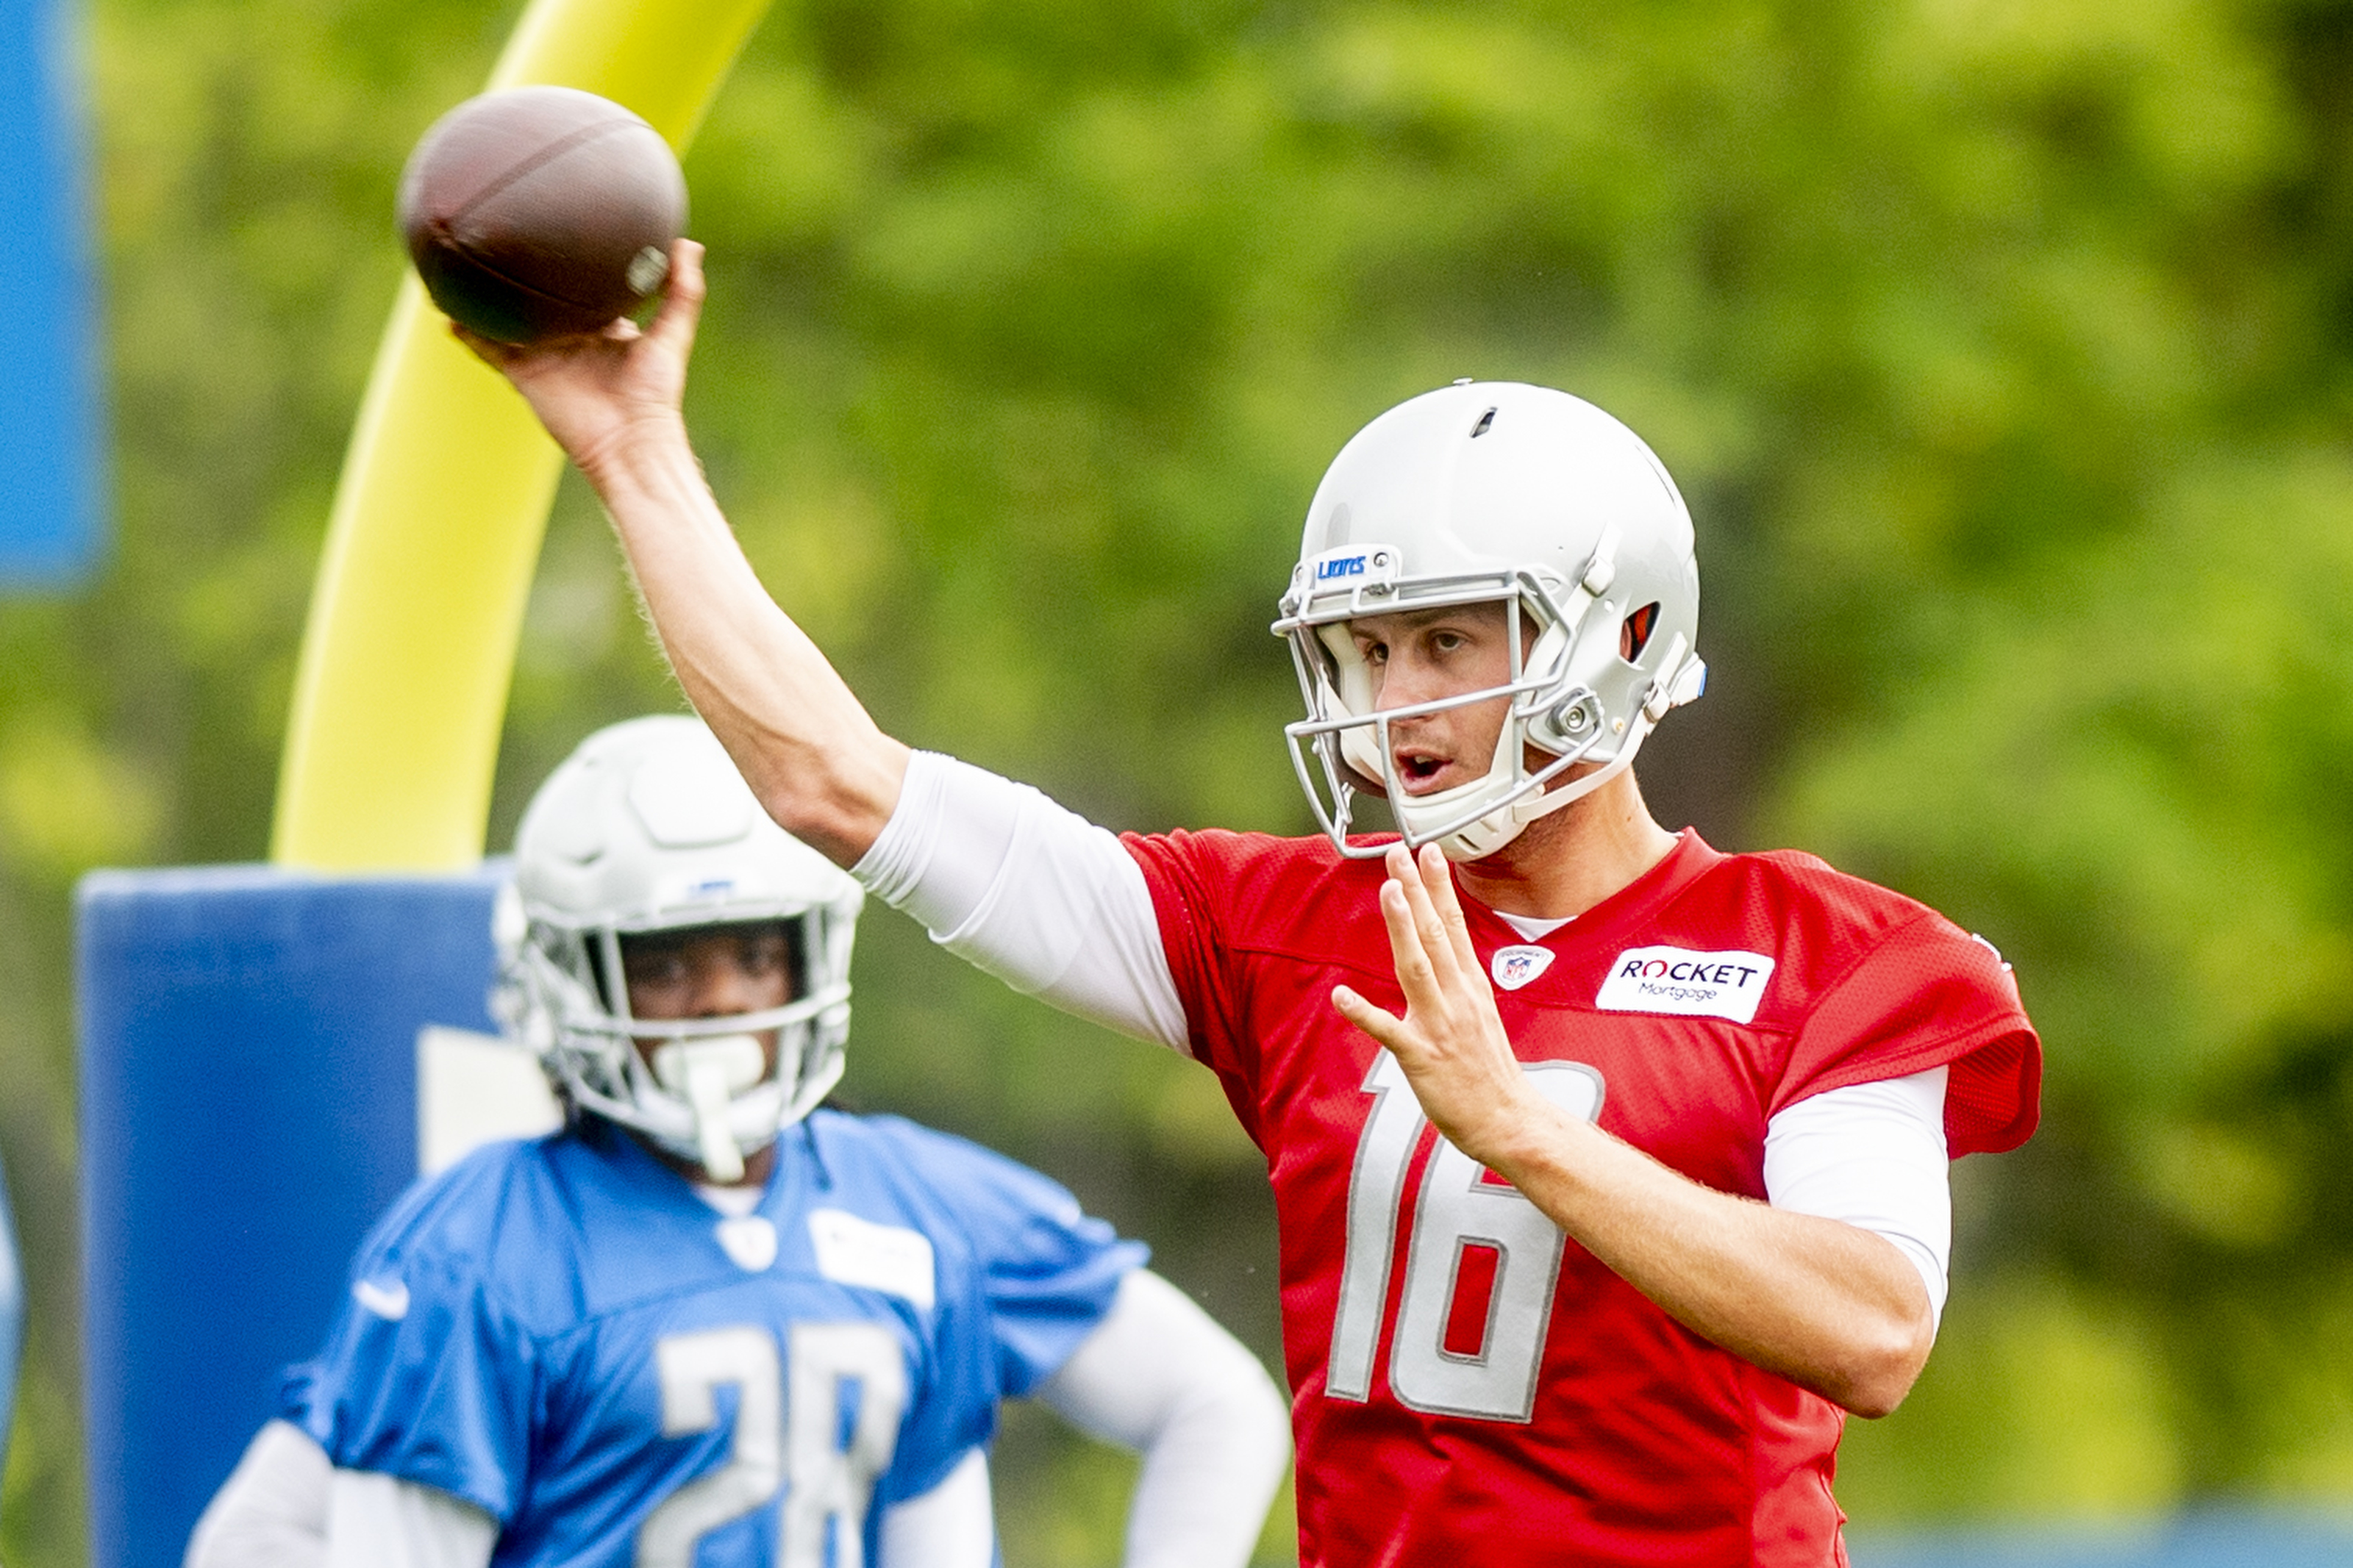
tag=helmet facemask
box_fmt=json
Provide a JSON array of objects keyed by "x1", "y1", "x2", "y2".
[
  {"x1": 496, "y1": 715, "x2": 867, "y2": 1183},
  {"x1": 500, "y1": 907, "x2": 853, "y2": 1181},
  {"x1": 1278, "y1": 543, "x2": 1702, "y2": 863}
]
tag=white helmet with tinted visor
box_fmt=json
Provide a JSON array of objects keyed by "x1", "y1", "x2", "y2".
[
  {"x1": 1274, "y1": 382, "x2": 1707, "y2": 862},
  {"x1": 496, "y1": 715, "x2": 863, "y2": 1180}
]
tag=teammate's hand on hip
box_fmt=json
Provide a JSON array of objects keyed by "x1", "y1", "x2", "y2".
[
  {"x1": 1332, "y1": 842, "x2": 1550, "y2": 1168},
  {"x1": 454, "y1": 238, "x2": 707, "y2": 483}
]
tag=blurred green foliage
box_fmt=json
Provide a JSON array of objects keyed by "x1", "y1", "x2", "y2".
[{"x1": 7, "y1": 0, "x2": 2353, "y2": 1561}]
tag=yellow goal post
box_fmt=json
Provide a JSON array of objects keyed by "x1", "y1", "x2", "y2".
[{"x1": 270, "y1": 0, "x2": 772, "y2": 870}]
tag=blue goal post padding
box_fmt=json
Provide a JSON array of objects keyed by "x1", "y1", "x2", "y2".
[
  {"x1": 77, "y1": 866, "x2": 504, "y2": 1568},
  {"x1": 0, "y1": 0, "x2": 103, "y2": 587}
]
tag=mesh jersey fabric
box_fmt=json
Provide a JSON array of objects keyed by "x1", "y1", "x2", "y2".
[
  {"x1": 1121, "y1": 827, "x2": 2039, "y2": 1568},
  {"x1": 285, "y1": 1111, "x2": 1142, "y2": 1568}
]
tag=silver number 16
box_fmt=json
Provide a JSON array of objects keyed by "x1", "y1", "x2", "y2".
[{"x1": 1326, "y1": 1051, "x2": 1603, "y2": 1422}]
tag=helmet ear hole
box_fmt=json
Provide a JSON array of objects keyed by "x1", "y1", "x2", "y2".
[{"x1": 1621, "y1": 602, "x2": 1660, "y2": 662}]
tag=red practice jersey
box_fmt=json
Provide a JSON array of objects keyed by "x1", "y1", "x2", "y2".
[{"x1": 1123, "y1": 828, "x2": 2040, "y2": 1568}]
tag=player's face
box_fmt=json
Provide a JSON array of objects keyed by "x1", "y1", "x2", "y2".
[
  {"x1": 1349, "y1": 601, "x2": 1517, "y2": 798},
  {"x1": 619, "y1": 923, "x2": 796, "y2": 1070}
]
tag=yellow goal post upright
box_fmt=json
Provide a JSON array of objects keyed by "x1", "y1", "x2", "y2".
[{"x1": 269, "y1": 0, "x2": 773, "y2": 873}]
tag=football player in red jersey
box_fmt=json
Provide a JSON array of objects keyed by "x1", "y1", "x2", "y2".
[{"x1": 463, "y1": 241, "x2": 2040, "y2": 1567}]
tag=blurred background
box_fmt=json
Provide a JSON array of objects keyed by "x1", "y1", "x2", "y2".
[{"x1": 7, "y1": 0, "x2": 2353, "y2": 1561}]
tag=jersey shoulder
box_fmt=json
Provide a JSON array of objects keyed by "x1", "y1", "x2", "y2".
[
  {"x1": 1122, "y1": 827, "x2": 1392, "y2": 970},
  {"x1": 351, "y1": 1134, "x2": 569, "y2": 1280},
  {"x1": 805, "y1": 1111, "x2": 1118, "y2": 1264},
  {"x1": 1666, "y1": 845, "x2": 2040, "y2": 1150},
  {"x1": 1660, "y1": 845, "x2": 1992, "y2": 1015},
  {"x1": 346, "y1": 1125, "x2": 699, "y2": 1335},
  {"x1": 803, "y1": 1111, "x2": 1143, "y2": 1390}
]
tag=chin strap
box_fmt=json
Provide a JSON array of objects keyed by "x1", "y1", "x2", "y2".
[
  {"x1": 651, "y1": 1035, "x2": 765, "y2": 1183},
  {"x1": 1437, "y1": 726, "x2": 1646, "y2": 862},
  {"x1": 1432, "y1": 636, "x2": 1702, "y2": 863}
]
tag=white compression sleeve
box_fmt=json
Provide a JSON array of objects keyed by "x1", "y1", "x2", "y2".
[
  {"x1": 1764, "y1": 1067, "x2": 1952, "y2": 1329},
  {"x1": 876, "y1": 1447, "x2": 994, "y2": 1568},
  {"x1": 1033, "y1": 1270, "x2": 1292, "y2": 1568},
  {"x1": 854, "y1": 751, "x2": 1189, "y2": 1050},
  {"x1": 185, "y1": 1421, "x2": 333, "y2": 1568},
  {"x1": 325, "y1": 1469, "x2": 497, "y2": 1568}
]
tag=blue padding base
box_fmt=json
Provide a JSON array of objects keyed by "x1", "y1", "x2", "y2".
[{"x1": 77, "y1": 865, "x2": 504, "y2": 1568}]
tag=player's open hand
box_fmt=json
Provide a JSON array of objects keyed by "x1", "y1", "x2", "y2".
[
  {"x1": 454, "y1": 238, "x2": 707, "y2": 482},
  {"x1": 1332, "y1": 843, "x2": 1548, "y2": 1170}
]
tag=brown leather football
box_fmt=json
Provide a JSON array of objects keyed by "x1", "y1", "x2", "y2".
[{"x1": 397, "y1": 86, "x2": 688, "y2": 346}]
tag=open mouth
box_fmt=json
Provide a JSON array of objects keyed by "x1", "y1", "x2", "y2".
[{"x1": 1393, "y1": 748, "x2": 1452, "y2": 793}]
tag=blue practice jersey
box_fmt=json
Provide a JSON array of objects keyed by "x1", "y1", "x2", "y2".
[{"x1": 285, "y1": 1111, "x2": 1143, "y2": 1568}]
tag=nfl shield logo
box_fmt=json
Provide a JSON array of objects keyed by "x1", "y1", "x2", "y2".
[{"x1": 1490, "y1": 945, "x2": 1555, "y2": 991}]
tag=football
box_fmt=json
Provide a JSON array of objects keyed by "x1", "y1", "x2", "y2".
[{"x1": 397, "y1": 86, "x2": 688, "y2": 346}]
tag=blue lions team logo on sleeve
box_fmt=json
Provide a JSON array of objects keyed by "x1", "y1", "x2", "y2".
[{"x1": 1596, "y1": 946, "x2": 1776, "y2": 1023}]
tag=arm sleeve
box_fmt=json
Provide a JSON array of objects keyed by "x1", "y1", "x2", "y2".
[
  {"x1": 288, "y1": 1248, "x2": 535, "y2": 1522},
  {"x1": 1764, "y1": 1068, "x2": 1952, "y2": 1330},
  {"x1": 324, "y1": 1471, "x2": 497, "y2": 1568},
  {"x1": 1032, "y1": 1271, "x2": 1291, "y2": 1568},
  {"x1": 1779, "y1": 914, "x2": 2040, "y2": 1155},
  {"x1": 852, "y1": 751, "x2": 1190, "y2": 1050},
  {"x1": 876, "y1": 1448, "x2": 994, "y2": 1568},
  {"x1": 185, "y1": 1421, "x2": 332, "y2": 1568}
]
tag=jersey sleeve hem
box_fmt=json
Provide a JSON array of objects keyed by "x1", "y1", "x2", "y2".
[
  {"x1": 1771, "y1": 907, "x2": 2042, "y2": 1157},
  {"x1": 1774, "y1": 1011, "x2": 2038, "y2": 1156},
  {"x1": 993, "y1": 1238, "x2": 1151, "y2": 1400}
]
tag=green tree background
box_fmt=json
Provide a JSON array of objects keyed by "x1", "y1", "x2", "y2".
[{"x1": 7, "y1": 0, "x2": 2353, "y2": 1561}]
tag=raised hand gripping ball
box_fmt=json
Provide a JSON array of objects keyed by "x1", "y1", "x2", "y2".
[{"x1": 398, "y1": 86, "x2": 688, "y2": 346}]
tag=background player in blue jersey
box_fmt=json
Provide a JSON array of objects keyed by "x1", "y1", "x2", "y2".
[{"x1": 184, "y1": 716, "x2": 1289, "y2": 1568}]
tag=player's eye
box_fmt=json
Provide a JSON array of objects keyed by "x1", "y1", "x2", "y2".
[{"x1": 624, "y1": 949, "x2": 688, "y2": 987}]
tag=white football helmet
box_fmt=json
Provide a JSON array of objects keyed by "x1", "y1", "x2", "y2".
[
  {"x1": 495, "y1": 715, "x2": 863, "y2": 1180},
  {"x1": 1274, "y1": 382, "x2": 1707, "y2": 862}
]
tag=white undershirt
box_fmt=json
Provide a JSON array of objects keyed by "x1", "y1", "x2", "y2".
[
  {"x1": 854, "y1": 750, "x2": 1954, "y2": 1323},
  {"x1": 187, "y1": 1270, "x2": 1287, "y2": 1568}
]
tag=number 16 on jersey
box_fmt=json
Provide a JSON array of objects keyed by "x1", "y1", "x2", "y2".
[{"x1": 1327, "y1": 1052, "x2": 1603, "y2": 1423}]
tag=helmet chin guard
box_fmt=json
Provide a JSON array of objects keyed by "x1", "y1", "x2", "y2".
[
  {"x1": 496, "y1": 716, "x2": 863, "y2": 1177},
  {"x1": 1273, "y1": 383, "x2": 1706, "y2": 862}
]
